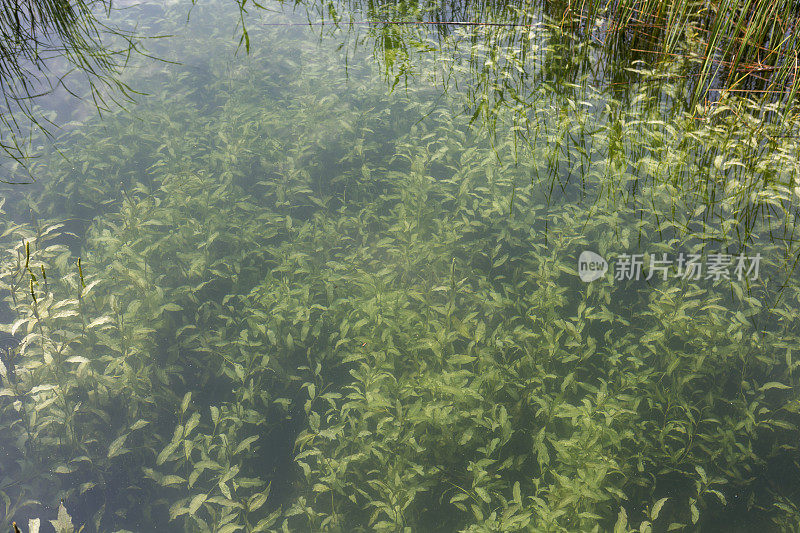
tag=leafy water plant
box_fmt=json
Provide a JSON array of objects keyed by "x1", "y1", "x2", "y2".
[{"x1": 1, "y1": 1, "x2": 800, "y2": 532}]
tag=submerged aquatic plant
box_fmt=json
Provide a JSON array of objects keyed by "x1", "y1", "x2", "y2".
[{"x1": 1, "y1": 1, "x2": 800, "y2": 532}]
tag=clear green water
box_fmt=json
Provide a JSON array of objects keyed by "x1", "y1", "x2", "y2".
[{"x1": 1, "y1": 1, "x2": 800, "y2": 531}]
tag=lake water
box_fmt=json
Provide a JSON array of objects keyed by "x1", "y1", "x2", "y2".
[{"x1": 1, "y1": 0, "x2": 800, "y2": 531}]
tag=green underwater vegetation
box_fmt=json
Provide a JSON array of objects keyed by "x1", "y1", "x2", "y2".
[{"x1": 1, "y1": 0, "x2": 800, "y2": 531}]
